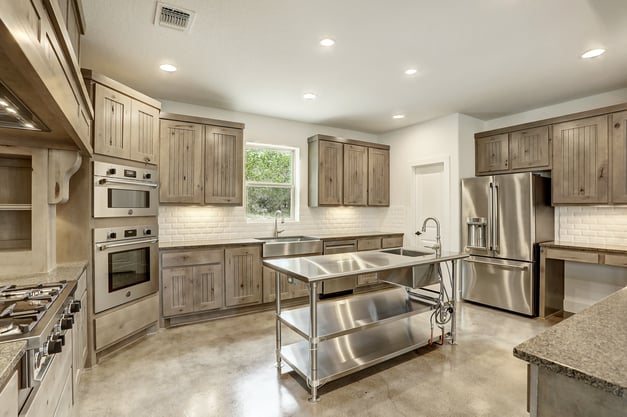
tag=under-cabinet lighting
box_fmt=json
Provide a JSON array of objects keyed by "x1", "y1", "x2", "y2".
[
  {"x1": 581, "y1": 48, "x2": 605, "y2": 59},
  {"x1": 6, "y1": 107, "x2": 16, "y2": 114},
  {"x1": 404, "y1": 68, "x2": 417, "y2": 75},
  {"x1": 319, "y1": 38, "x2": 335, "y2": 47},
  {"x1": 303, "y1": 92, "x2": 317, "y2": 100},
  {"x1": 159, "y1": 64, "x2": 177, "y2": 72},
  {"x1": 392, "y1": 114, "x2": 405, "y2": 119},
  {"x1": 0, "y1": 99, "x2": 8, "y2": 107},
  {"x1": 23, "y1": 123, "x2": 34, "y2": 129}
]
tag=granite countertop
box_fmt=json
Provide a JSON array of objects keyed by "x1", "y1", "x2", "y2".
[
  {"x1": 514, "y1": 287, "x2": 627, "y2": 397},
  {"x1": 0, "y1": 261, "x2": 87, "y2": 286},
  {"x1": 0, "y1": 341, "x2": 26, "y2": 390},
  {"x1": 263, "y1": 248, "x2": 467, "y2": 282},
  {"x1": 541, "y1": 241, "x2": 627, "y2": 254}
]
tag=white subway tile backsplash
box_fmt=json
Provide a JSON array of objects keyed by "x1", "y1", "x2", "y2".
[{"x1": 556, "y1": 206, "x2": 627, "y2": 244}]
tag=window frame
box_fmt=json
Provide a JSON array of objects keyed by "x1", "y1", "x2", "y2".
[{"x1": 244, "y1": 142, "x2": 299, "y2": 222}]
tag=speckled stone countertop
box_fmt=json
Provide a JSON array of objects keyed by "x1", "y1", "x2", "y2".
[
  {"x1": 514, "y1": 287, "x2": 627, "y2": 397},
  {"x1": 160, "y1": 232, "x2": 404, "y2": 250},
  {"x1": 0, "y1": 261, "x2": 87, "y2": 285},
  {"x1": 541, "y1": 241, "x2": 627, "y2": 254},
  {"x1": 0, "y1": 341, "x2": 26, "y2": 389}
]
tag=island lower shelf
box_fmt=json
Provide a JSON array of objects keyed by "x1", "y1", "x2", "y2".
[{"x1": 281, "y1": 314, "x2": 433, "y2": 386}]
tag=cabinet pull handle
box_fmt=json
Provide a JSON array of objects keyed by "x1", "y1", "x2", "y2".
[{"x1": 600, "y1": 167, "x2": 605, "y2": 179}]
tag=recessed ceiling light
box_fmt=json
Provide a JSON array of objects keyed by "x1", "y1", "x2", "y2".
[
  {"x1": 404, "y1": 68, "x2": 417, "y2": 75},
  {"x1": 303, "y1": 92, "x2": 317, "y2": 100},
  {"x1": 159, "y1": 64, "x2": 177, "y2": 72},
  {"x1": 392, "y1": 114, "x2": 405, "y2": 119},
  {"x1": 6, "y1": 107, "x2": 16, "y2": 114},
  {"x1": 581, "y1": 48, "x2": 606, "y2": 59},
  {"x1": 319, "y1": 38, "x2": 335, "y2": 47}
]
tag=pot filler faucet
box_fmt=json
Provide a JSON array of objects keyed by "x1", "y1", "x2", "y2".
[
  {"x1": 274, "y1": 210, "x2": 285, "y2": 238},
  {"x1": 416, "y1": 217, "x2": 441, "y2": 256}
]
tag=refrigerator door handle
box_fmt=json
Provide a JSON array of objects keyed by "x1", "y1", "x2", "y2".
[
  {"x1": 488, "y1": 182, "x2": 493, "y2": 251},
  {"x1": 464, "y1": 258, "x2": 529, "y2": 271},
  {"x1": 493, "y1": 183, "x2": 500, "y2": 253}
]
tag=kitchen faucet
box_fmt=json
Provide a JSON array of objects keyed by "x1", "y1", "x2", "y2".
[
  {"x1": 273, "y1": 210, "x2": 285, "y2": 237},
  {"x1": 416, "y1": 217, "x2": 441, "y2": 256}
]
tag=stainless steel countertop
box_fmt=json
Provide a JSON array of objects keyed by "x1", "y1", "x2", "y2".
[{"x1": 263, "y1": 248, "x2": 468, "y2": 282}]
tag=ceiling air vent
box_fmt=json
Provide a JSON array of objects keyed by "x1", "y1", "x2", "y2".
[{"x1": 154, "y1": 2, "x2": 196, "y2": 32}]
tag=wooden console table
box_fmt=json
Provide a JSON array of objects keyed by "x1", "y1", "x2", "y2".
[{"x1": 539, "y1": 241, "x2": 627, "y2": 318}]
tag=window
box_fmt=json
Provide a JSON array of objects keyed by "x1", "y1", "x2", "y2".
[{"x1": 245, "y1": 144, "x2": 298, "y2": 221}]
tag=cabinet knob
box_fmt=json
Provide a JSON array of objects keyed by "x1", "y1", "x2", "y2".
[{"x1": 615, "y1": 122, "x2": 621, "y2": 129}]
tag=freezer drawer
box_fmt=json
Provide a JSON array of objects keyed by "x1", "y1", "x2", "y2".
[{"x1": 461, "y1": 256, "x2": 535, "y2": 316}]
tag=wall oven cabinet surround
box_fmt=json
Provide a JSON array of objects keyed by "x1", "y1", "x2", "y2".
[
  {"x1": 93, "y1": 161, "x2": 159, "y2": 218},
  {"x1": 159, "y1": 113, "x2": 245, "y2": 205},
  {"x1": 308, "y1": 134, "x2": 390, "y2": 207},
  {"x1": 82, "y1": 70, "x2": 161, "y2": 164},
  {"x1": 93, "y1": 224, "x2": 159, "y2": 313}
]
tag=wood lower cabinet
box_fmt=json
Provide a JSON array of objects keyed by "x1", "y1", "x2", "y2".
[
  {"x1": 204, "y1": 126, "x2": 243, "y2": 205},
  {"x1": 368, "y1": 147, "x2": 390, "y2": 206},
  {"x1": 0, "y1": 371, "x2": 18, "y2": 417},
  {"x1": 161, "y1": 249, "x2": 224, "y2": 316},
  {"x1": 343, "y1": 144, "x2": 368, "y2": 206},
  {"x1": 552, "y1": 115, "x2": 609, "y2": 204},
  {"x1": 159, "y1": 120, "x2": 204, "y2": 203},
  {"x1": 509, "y1": 126, "x2": 551, "y2": 170},
  {"x1": 72, "y1": 271, "x2": 88, "y2": 402},
  {"x1": 611, "y1": 110, "x2": 627, "y2": 203},
  {"x1": 475, "y1": 134, "x2": 509, "y2": 174},
  {"x1": 262, "y1": 265, "x2": 309, "y2": 303},
  {"x1": 225, "y1": 246, "x2": 262, "y2": 307}
]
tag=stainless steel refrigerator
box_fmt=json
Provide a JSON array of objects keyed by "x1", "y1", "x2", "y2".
[{"x1": 460, "y1": 172, "x2": 554, "y2": 316}]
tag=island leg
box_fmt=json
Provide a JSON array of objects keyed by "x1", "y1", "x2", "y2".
[
  {"x1": 275, "y1": 271, "x2": 282, "y2": 369},
  {"x1": 308, "y1": 281, "x2": 319, "y2": 402},
  {"x1": 450, "y1": 259, "x2": 457, "y2": 344}
]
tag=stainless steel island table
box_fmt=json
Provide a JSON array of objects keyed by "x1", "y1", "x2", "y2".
[{"x1": 263, "y1": 248, "x2": 468, "y2": 401}]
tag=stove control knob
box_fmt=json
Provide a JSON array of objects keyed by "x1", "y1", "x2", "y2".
[
  {"x1": 47, "y1": 338, "x2": 62, "y2": 354},
  {"x1": 144, "y1": 228, "x2": 152, "y2": 236},
  {"x1": 61, "y1": 316, "x2": 73, "y2": 330},
  {"x1": 108, "y1": 232, "x2": 117, "y2": 239},
  {"x1": 54, "y1": 333, "x2": 66, "y2": 346},
  {"x1": 107, "y1": 168, "x2": 117, "y2": 175},
  {"x1": 70, "y1": 300, "x2": 81, "y2": 313}
]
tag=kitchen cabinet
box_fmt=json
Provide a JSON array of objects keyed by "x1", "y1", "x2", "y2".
[
  {"x1": 368, "y1": 147, "x2": 390, "y2": 206},
  {"x1": 224, "y1": 246, "x2": 262, "y2": 307},
  {"x1": 72, "y1": 270, "x2": 88, "y2": 402},
  {"x1": 308, "y1": 134, "x2": 390, "y2": 207},
  {"x1": 161, "y1": 249, "x2": 224, "y2": 316},
  {"x1": 611, "y1": 110, "x2": 627, "y2": 203},
  {"x1": 159, "y1": 113, "x2": 245, "y2": 205},
  {"x1": 262, "y1": 266, "x2": 309, "y2": 303},
  {"x1": 509, "y1": 126, "x2": 551, "y2": 171},
  {"x1": 159, "y1": 120, "x2": 204, "y2": 203},
  {"x1": 475, "y1": 134, "x2": 509, "y2": 174},
  {"x1": 343, "y1": 144, "x2": 368, "y2": 206},
  {"x1": 552, "y1": 115, "x2": 609, "y2": 204},
  {"x1": 204, "y1": 126, "x2": 244, "y2": 205},
  {"x1": 83, "y1": 71, "x2": 161, "y2": 164},
  {"x1": 0, "y1": 371, "x2": 18, "y2": 417}
]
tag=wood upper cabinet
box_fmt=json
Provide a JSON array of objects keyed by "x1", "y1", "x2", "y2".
[
  {"x1": 309, "y1": 139, "x2": 344, "y2": 206},
  {"x1": 509, "y1": 126, "x2": 551, "y2": 170},
  {"x1": 93, "y1": 83, "x2": 131, "y2": 159},
  {"x1": 552, "y1": 115, "x2": 609, "y2": 204},
  {"x1": 343, "y1": 144, "x2": 368, "y2": 205},
  {"x1": 475, "y1": 134, "x2": 509, "y2": 174},
  {"x1": 368, "y1": 147, "x2": 390, "y2": 206},
  {"x1": 159, "y1": 120, "x2": 204, "y2": 204},
  {"x1": 130, "y1": 100, "x2": 160, "y2": 164},
  {"x1": 204, "y1": 126, "x2": 243, "y2": 205},
  {"x1": 224, "y1": 246, "x2": 262, "y2": 307},
  {"x1": 611, "y1": 110, "x2": 627, "y2": 203}
]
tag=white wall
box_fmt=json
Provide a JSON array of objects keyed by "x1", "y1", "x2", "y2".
[{"x1": 158, "y1": 100, "x2": 405, "y2": 242}]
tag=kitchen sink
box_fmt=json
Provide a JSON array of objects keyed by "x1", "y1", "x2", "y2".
[
  {"x1": 378, "y1": 247, "x2": 440, "y2": 288},
  {"x1": 255, "y1": 235, "x2": 322, "y2": 257}
]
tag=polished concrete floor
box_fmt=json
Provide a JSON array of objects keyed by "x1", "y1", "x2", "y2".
[{"x1": 74, "y1": 300, "x2": 556, "y2": 417}]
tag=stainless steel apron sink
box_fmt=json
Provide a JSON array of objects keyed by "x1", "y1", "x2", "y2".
[{"x1": 255, "y1": 236, "x2": 322, "y2": 257}]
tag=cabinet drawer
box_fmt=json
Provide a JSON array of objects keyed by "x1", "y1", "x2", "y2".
[
  {"x1": 603, "y1": 253, "x2": 627, "y2": 267},
  {"x1": 381, "y1": 236, "x2": 403, "y2": 248},
  {"x1": 545, "y1": 248, "x2": 598, "y2": 264},
  {"x1": 162, "y1": 249, "x2": 224, "y2": 267},
  {"x1": 357, "y1": 238, "x2": 381, "y2": 251},
  {"x1": 95, "y1": 294, "x2": 158, "y2": 350}
]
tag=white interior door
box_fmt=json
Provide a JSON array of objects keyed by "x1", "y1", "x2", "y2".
[{"x1": 412, "y1": 159, "x2": 450, "y2": 250}]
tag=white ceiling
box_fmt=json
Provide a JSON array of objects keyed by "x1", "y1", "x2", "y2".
[{"x1": 80, "y1": 0, "x2": 627, "y2": 134}]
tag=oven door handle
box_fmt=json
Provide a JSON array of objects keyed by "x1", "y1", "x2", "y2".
[
  {"x1": 97, "y1": 178, "x2": 159, "y2": 189},
  {"x1": 96, "y1": 238, "x2": 159, "y2": 251}
]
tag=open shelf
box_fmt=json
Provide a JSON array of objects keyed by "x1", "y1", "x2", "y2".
[
  {"x1": 0, "y1": 155, "x2": 32, "y2": 251},
  {"x1": 279, "y1": 287, "x2": 434, "y2": 341},
  {"x1": 281, "y1": 314, "x2": 433, "y2": 386}
]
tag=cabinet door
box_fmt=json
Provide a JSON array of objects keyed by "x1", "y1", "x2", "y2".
[
  {"x1": 159, "y1": 120, "x2": 203, "y2": 203},
  {"x1": 93, "y1": 83, "x2": 132, "y2": 159},
  {"x1": 475, "y1": 134, "x2": 509, "y2": 174},
  {"x1": 72, "y1": 286, "x2": 87, "y2": 401},
  {"x1": 193, "y1": 263, "x2": 224, "y2": 312},
  {"x1": 317, "y1": 140, "x2": 344, "y2": 205},
  {"x1": 368, "y1": 147, "x2": 390, "y2": 206},
  {"x1": 510, "y1": 126, "x2": 551, "y2": 170},
  {"x1": 225, "y1": 246, "x2": 262, "y2": 307},
  {"x1": 130, "y1": 100, "x2": 159, "y2": 164},
  {"x1": 343, "y1": 144, "x2": 368, "y2": 205},
  {"x1": 205, "y1": 126, "x2": 243, "y2": 205},
  {"x1": 0, "y1": 371, "x2": 17, "y2": 417},
  {"x1": 262, "y1": 266, "x2": 291, "y2": 303},
  {"x1": 552, "y1": 115, "x2": 609, "y2": 204},
  {"x1": 162, "y1": 267, "x2": 194, "y2": 316},
  {"x1": 611, "y1": 110, "x2": 627, "y2": 203}
]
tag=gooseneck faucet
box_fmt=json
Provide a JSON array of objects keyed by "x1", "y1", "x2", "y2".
[
  {"x1": 416, "y1": 217, "x2": 441, "y2": 256},
  {"x1": 273, "y1": 210, "x2": 285, "y2": 237}
]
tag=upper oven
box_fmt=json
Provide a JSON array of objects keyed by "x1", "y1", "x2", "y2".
[
  {"x1": 93, "y1": 161, "x2": 159, "y2": 218},
  {"x1": 93, "y1": 224, "x2": 159, "y2": 313}
]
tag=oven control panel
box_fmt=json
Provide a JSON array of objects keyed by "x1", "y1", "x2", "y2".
[{"x1": 95, "y1": 224, "x2": 159, "y2": 243}]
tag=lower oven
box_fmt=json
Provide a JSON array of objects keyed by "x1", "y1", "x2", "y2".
[{"x1": 93, "y1": 224, "x2": 159, "y2": 313}]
